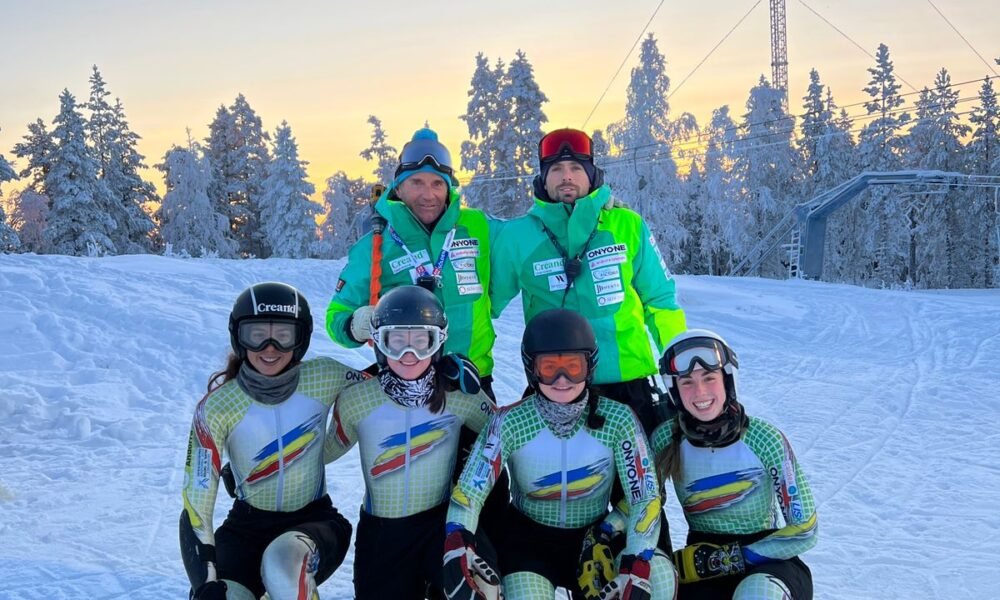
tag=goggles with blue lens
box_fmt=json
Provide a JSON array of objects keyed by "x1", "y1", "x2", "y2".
[
  {"x1": 374, "y1": 325, "x2": 447, "y2": 361},
  {"x1": 395, "y1": 138, "x2": 457, "y2": 183},
  {"x1": 661, "y1": 337, "x2": 737, "y2": 378},
  {"x1": 238, "y1": 319, "x2": 303, "y2": 353}
]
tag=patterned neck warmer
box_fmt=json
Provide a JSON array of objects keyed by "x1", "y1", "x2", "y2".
[
  {"x1": 678, "y1": 398, "x2": 749, "y2": 448},
  {"x1": 378, "y1": 366, "x2": 437, "y2": 408},
  {"x1": 237, "y1": 361, "x2": 302, "y2": 405},
  {"x1": 534, "y1": 391, "x2": 588, "y2": 437}
]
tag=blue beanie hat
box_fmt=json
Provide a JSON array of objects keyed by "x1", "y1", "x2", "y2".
[{"x1": 392, "y1": 128, "x2": 457, "y2": 188}]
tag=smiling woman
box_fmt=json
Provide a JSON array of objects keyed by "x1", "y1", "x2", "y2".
[{"x1": 179, "y1": 281, "x2": 366, "y2": 600}]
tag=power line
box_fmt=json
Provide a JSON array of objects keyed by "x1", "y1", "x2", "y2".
[
  {"x1": 668, "y1": 1, "x2": 763, "y2": 102},
  {"x1": 925, "y1": 0, "x2": 999, "y2": 77},
  {"x1": 581, "y1": 0, "x2": 667, "y2": 130},
  {"x1": 796, "y1": 0, "x2": 918, "y2": 92}
]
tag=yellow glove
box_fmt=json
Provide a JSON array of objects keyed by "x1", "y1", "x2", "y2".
[{"x1": 672, "y1": 542, "x2": 745, "y2": 584}]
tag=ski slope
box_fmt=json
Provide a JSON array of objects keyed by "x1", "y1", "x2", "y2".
[{"x1": 1, "y1": 254, "x2": 997, "y2": 599}]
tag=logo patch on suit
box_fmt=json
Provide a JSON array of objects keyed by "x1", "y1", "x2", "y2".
[
  {"x1": 682, "y1": 468, "x2": 763, "y2": 514},
  {"x1": 527, "y1": 457, "x2": 611, "y2": 500},
  {"x1": 247, "y1": 414, "x2": 323, "y2": 484},
  {"x1": 370, "y1": 416, "x2": 456, "y2": 478}
]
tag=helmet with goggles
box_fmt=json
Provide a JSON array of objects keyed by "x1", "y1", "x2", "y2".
[
  {"x1": 229, "y1": 282, "x2": 313, "y2": 362},
  {"x1": 520, "y1": 308, "x2": 599, "y2": 389},
  {"x1": 370, "y1": 285, "x2": 449, "y2": 368},
  {"x1": 532, "y1": 128, "x2": 604, "y2": 202},
  {"x1": 659, "y1": 329, "x2": 739, "y2": 408}
]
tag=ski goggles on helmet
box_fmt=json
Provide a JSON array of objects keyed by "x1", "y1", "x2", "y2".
[
  {"x1": 396, "y1": 138, "x2": 456, "y2": 180},
  {"x1": 375, "y1": 325, "x2": 447, "y2": 361},
  {"x1": 237, "y1": 319, "x2": 303, "y2": 353},
  {"x1": 660, "y1": 337, "x2": 737, "y2": 378},
  {"x1": 533, "y1": 352, "x2": 589, "y2": 385},
  {"x1": 538, "y1": 129, "x2": 593, "y2": 163}
]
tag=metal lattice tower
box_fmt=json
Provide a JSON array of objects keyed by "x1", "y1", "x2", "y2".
[{"x1": 769, "y1": 0, "x2": 789, "y2": 109}]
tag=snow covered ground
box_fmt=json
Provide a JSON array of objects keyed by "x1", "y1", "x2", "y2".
[{"x1": 1, "y1": 253, "x2": 998, "y2": 599}]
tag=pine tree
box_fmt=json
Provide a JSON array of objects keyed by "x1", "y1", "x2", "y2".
[
  {"x1": 44, "y1": 89, "x2": 117, "y2": 255},
  {"x1": 359, "y1": 115, "x2": 397, "y2": 186},
  {"x1": 607, "y1": 34, "x2": 686, "y2": 264},
  {"x1": 856, "y1": 43, "x2": 910, "y2": 286},
  {"x1": 259, "y1": 122, "x2": 320, "y2": 258},
  {"x1": 968, "y1": 77, "x2": 1000, "y2": 287},
  {"x1": 730, "y1": 76, "x2": 800, "y2": 278},
  {"x1": 904, "y1": 68, "x2": 970, "y2": 288},
  {"x1": 460, "y1": 53, "x2": 502, "y2": 211},
  {"x1": 204, "y1": 95, "x2": 271, "y2": 257},
  {"x1": 104, "y1": 98, "x2": 157, "y2": 252},
  {"x1": 317, "y1": 171, "x2": 368, "y2": 258},
  {"x1": 155, "y1": 142, "x2": 236, "y2": 258},
  {"x1": 0, "y1": 145, "x2": 19, "y2": 252},
  {"x1": 798, "y1": 69, "x2": 856, "y2": 282},
  {"x1": 496, "y1": 50, "x2": 548, "y2": 218},
  {"x1": 11, "y1": 119, "x2": 56, "y2": 194},
  {"x1": 460, "y1": 52, "x2": 547, "y2": 218},
  {"x1": 692, "y1": 106, "x2": 743, "y2": 275}
]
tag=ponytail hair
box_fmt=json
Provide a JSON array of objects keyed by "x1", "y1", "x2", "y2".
[
  {"x1": 203, "y1": 353, "x2": 243, "y2": 400},
  {"x1": 654, "y1": 418, "x2": 682, "y2": 484},
  {"x1": 585, "y1": 385, "x2": 606, "y2": 429}
]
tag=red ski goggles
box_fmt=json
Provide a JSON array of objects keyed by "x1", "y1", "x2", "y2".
[
  {"x1": 533, "y1": 352, "x2": 589, "y2": 385},
  {"x1": 238, "y1": 319, "x2": 303, "y2": 353},
  {"x1": 538, "y1": 129, "x2": 593, "y2": 163}
]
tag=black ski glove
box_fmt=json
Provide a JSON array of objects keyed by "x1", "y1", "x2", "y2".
[
  {"x1": 673, "y1": 541, "x2": 745, "y2": 584},
  {"x1": 438, "y1": 353, "x2": 481, "y2": 395}
]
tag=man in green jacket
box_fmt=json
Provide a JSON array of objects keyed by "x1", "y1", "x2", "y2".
[
  {"x1": 491, "y1": 128, "x2": 687, "y2": 435},
  {"x1": 325, "y1": 128, "x2": 497, "y2": 394}
]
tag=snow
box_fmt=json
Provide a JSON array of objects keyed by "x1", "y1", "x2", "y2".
[{"x1": 2, "y1": 253, "x2": 998, "y2": 599}]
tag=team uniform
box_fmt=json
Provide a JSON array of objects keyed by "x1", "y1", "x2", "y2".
[
  {"x1": 448, "y1": 394, "x2": 676, "y2": 599},
  {"x1": 181, "y1": 357, "x2": 364, "y2": 598},
  {"x1": 325, "y1": 186, "x2": 497, "y2": 380},
  {"x1": 325, "y1": 375, "x2": 495, "y2": 599},
  {"x1": 653, "y1": 417, "x2": 817, "y2": 599},
  {"x1": 491, "y1": 184, "x2": 686, "y2": 435}
]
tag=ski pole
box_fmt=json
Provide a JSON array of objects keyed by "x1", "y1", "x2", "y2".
[{"x1": 367, "y1": 183, "x2": 387, "y2": 347}]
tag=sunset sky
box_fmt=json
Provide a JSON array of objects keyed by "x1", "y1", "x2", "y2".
[{"x1": 2, "y1": 0, "x2": 997, "y2": 199}]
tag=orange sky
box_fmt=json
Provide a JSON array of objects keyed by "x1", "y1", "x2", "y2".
[{"x1": 1, "y1": 1, "x2": 997, "y2": 202}]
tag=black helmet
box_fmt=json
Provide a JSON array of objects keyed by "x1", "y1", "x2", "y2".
[
  {"x1": 229, "y1": 282, "x2": 313, "y2": 362},
  {"x1": 659, "y1": 329, "x2": 739, "y2": 408},
  {"x1": 520, "y1": 308, "x2": 599, "y2": 388},
  {"x1": 370, "y1": 285, "x2": 449, "y2": 368}
]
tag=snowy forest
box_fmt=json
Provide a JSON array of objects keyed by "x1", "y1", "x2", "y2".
[{"x1": 2, "y1": 37, "x2": 999, "y2": 289}]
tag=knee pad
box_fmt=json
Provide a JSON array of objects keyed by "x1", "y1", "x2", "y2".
[
  {"x1": 260, "y1": 531, "x2": 320, "y2": 600},
  {"x1": 733, "y1": 572, "x2": 793, "y2": 600}
]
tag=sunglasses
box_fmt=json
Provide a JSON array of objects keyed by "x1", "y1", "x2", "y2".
[
  {"x1": 534, "y1": 352, "x2": 589, "y2": 385},
  {"x1": 375, "y1": 325, "x2": 447, "y2": 361},
  {"x1": 238, "y1": 320, "x2": 302, "y2": 353},
  {"x1": 538, "y1": 129, "x2": 593, "y2": 163},
  {"x1": 661, "y1": 338, "x2": 736, "y2": 378},
  {"x1": 397, "y1": 138, "x2": 456, "y2": 178}
]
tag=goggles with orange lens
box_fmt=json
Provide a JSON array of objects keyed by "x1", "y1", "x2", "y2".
[
  {"x1": 538, "y1": 129, "x2": 593, "y2": 163},
  {"x1": 533, "y1": 352, "x2": 589, "y2": 385}
]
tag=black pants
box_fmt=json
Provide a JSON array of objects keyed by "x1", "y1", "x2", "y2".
[
  {"x1": 678, "y1": 530, "x2": 813, "y2": 600},
  {"x1": 495, "y1": 508, "x2": 600, "y2": 599},
  {"x1": 214, "y1": 496, "x2": 351, "y2": 599},
  {"x1": 353, "y1": 503, "x2": 498, "y2": 600}
]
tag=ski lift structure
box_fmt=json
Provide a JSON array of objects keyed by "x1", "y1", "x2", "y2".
[{"x1": 728, "y1": 170, "x2": 1000, "y2": 280}]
